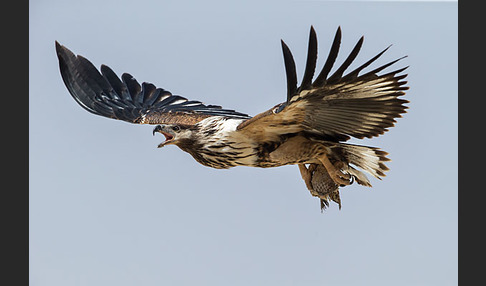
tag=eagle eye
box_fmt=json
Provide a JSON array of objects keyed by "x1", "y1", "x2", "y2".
[{"x1": 172, "y1": 126, "x2": 181, "y2": 132}]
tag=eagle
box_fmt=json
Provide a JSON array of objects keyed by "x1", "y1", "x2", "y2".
[{"x1": 56, "y1": 27, "x2": 408, "y2": 210}]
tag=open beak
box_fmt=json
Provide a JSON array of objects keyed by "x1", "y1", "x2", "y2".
[{"x1": 153, "y1": 125, "x2": 175, "y2": 148}]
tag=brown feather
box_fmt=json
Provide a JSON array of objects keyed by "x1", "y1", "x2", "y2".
[{"x1": 135, "y1": 111, "x2": 213, "y2": 126}]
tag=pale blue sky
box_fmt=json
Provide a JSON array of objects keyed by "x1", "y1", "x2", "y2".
[{"x1": 30, "y1": 0, "x2": 457, "y2": 285}]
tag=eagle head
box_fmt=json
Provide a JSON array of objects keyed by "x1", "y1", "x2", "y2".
[{"x1": 152, "y1": 124, "x2": 194, "y2": 148}]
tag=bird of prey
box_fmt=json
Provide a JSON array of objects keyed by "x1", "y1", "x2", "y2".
[{"x1": 56, "y1": 26, "x2": 408, "y2": 210}]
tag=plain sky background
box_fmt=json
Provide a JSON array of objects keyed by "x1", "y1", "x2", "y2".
[{"x1": 30, "y1": 0, "x2": 457, "y2": 285}]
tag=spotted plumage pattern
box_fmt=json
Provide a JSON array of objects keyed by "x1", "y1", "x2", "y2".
[{"x1": 56, "y1": 26, "x2": 408, "y2": 210}]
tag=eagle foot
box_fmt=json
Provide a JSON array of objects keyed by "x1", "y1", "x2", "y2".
[
  {"x1": 332, "y1": 161, "x2": 352, "y2": 186},
  {"x1": 317, "y1": 155, "x2": 351, "y2": 186}
]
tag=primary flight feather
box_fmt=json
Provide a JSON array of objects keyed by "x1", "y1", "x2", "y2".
[{"x1": 56, "y1": 26, "x2": 408, "y2": 210}]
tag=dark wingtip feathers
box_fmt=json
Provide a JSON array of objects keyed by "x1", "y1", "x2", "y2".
[
  {"x1": 312, "y1": 26, "x2": 342, "y2": 87},
  {"x1": 281, "y1": 39, "x2": 298, "y2": 102},
  {"x1": 55, "y1": 41, "x2": 64, "y2": 55},
  {"x1": 282, "y1": 26, "x2": 408, "y2": 98},
  {"x1": 299, "y1": 26, "x2": 318, "y2": 92},
  {"x1": 326, "y1": 35, "x2": 364, "y2": 83}
]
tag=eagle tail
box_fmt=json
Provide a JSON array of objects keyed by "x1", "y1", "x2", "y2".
[{"x1": 335, "y1": 143, "x2": 390, "y2": 187}]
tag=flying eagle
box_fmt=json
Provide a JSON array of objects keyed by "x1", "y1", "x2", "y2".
[{"x1": 56, "y1": 27, "x2": 408, "y2": 210}]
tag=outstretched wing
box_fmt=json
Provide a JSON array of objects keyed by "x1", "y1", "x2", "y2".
[
  {"x1": 237, "y1": 27, "x2": 409, "y2": 142},
  {"x1": 56, "y1": 42, "x2": 251, "y2": 126}
]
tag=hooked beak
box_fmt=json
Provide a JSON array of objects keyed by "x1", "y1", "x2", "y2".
[
  {"x1": 152, "y1": 125, "x2": 162, "y2": 136},
  {"x1": 153, "y1": 125, "x2": 175, "y2": 148}
]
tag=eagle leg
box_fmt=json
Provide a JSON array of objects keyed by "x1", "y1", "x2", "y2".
[{"x1": 317, "y1": 154, "x2": 351, "y2": 186}]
